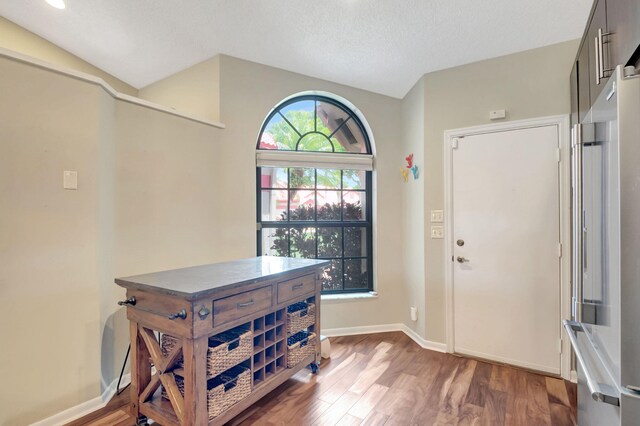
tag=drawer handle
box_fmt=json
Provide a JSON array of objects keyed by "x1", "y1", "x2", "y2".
[
  {"x1": 292, "y1": 283, "x2": 304, "y2": 290},
  {"x1": 117, "y1": 296, "x2": 136, "y2": 306},
  {"x1": 237, "y1": 299, "x2": 254, "y2": 308},
  {"x1": 126, "y1": 304, "x2": 188, "y2": 320},
  {"x1": 167, "y1": 309, "x2": 187, "y2": 320}
]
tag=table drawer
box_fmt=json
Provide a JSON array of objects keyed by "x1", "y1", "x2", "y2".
[
  {"x1": 213, "y1": 286, "x2": 272, "y2": 327},
  {"x1": 277, "y1": 274, "x2": 316, "y2": 304}
]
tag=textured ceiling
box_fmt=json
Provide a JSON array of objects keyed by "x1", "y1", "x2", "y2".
[{"x1": 0, "y1": 0, "x2": 591, "y2": 98}]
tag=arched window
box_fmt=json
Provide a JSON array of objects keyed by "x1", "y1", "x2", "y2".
[{"x1": 256, "y1": 95, "x2": 373, "y2": 294}]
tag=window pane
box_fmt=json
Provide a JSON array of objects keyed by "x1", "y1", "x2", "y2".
[
  {"x1": 260, "y1": 114, "x2": 297, "y2": 150},
  {"x1": 331, "y1": 120, "x2": 367, "y2": 153},
  {"x1": 344, "y1": 227, "x2": 367, "y2": 257},
  {"x1": 261, "y1": 167, "x2": 288, "y2": 189},
  {"x1": 343, "y1": 170, "x2": 365, "y2": 190},
  {"x1": 316, "y1": 101, "x2": 350, "y2": 137},
  {"x1": 343, "y1": 191, "x2": 366, "y2": 220},
  {"x1": 289, "y1": 168, "x2": 314, "y2": 189},
  {"x1": 317, "y1": 190, "x2": 341, "y2": 221},
  {"x1": 281, "y1": 100, "x2": 315, "y2": 135},
  {"x1": 318, "y1": 227, "x2": 342, "y2": 257},
  {"x1": 261, "y1": 190, "x2": 288, "y2": 221},
  {"x1": 323, "y1": 260, "x2": 343, "y2": 291},
  {"x1": 289, "y1": 190, "x2": 315, "y2": 221},
  {"x1": 297, "y1": 133, "x2": 333, "y2": 152},
  {"x1": 262, "y1": 228, "x2": 288, "y2": 257},
  {"x1": 344, "y1": 259, "x2": 368, "y2": 289},
  {"x1": 290, "y1": 227, "x2": 316, "y2": 258},
  {"x1": 331, "y1": 136, "x2": 348, "y2": 153},
  {"x1": 316, "y1": 169, "x2": 341, "y2": 189}
]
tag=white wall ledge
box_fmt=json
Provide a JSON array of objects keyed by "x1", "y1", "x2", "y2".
[
  {"x1": 321, "y1": 292, "x2": 378, "y2": 303},
  {"x1": 0, "y1": 47, "x2": 226, "y2": 129}
]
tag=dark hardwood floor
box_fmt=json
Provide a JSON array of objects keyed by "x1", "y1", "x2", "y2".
[{"x1": 69, "y1": 332, "x2": 576, "y2": 426}]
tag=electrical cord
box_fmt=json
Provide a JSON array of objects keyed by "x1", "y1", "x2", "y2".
[{"x1": 116, "y1": 344, "x2": 130, "y2": 395}]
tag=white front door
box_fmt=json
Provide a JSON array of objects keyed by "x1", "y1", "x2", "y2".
[{"x1": 451, "y1": 125, "x2": 561, "y2": 374}]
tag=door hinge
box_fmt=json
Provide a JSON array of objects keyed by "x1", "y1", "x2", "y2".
[
  {"x1": 556, "y1": 148, "x2": 561, "y2": 163},
  {"x1": 257, "y1": 223, "x2": 262, "y2": 231},
  {"x1": 559, "y1": 338, "x2": 563, "y2": 354},
  {"x1": 558, "y1": 243, "x2": 562, "y2": 258}
]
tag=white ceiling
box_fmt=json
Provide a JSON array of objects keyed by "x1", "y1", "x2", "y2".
[{"x1": 1, "y1": 0, "x2": 592, "y2": 98}]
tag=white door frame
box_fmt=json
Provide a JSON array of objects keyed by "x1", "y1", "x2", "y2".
[{"x1": 443, "y1": 114, "x2": 571, "y2": 379}]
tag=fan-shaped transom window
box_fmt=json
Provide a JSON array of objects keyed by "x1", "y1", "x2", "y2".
[
  {"x1": 256, "y1": 95, "x2": 373, "y2": 294},
  {"x1": 258, "y1": 96, "x2": 371, "y2": 154}
]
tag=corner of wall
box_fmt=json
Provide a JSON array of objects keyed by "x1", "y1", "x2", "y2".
[
  {"x1": 0, "y1": 16, "x2": 138, "y2": 95},
  {"x1": 399, "y1": 76, "x2": 427, "y2": 339},
  {"x1": 137, "y1": 55, "x2": 222, "y2": 123}
]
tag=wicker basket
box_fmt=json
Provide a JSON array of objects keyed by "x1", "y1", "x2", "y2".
[
  {"x1": 287, "y1": 331, "x2": 317, "y2": 368},
  {"x1": 161, "y1": 326, "x2": 252, "y2": 378},
  {"x1": 286, "y1": 302, "x2": 315, "y2": 335},
  {"x1": 163, "y1": 365, "x2": 251, "y2": 420}
]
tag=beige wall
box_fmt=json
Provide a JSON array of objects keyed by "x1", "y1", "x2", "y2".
[
  {"x1": 216, "y1": 55, "x2": 406, "y2": 330},
  {"x1": 400, "y1": 78, "x2": 426, "y2": 336},
  {"x1": 0, "y1": 56, "x2": 105, "y2": 424},
  {"x1": 0, "y1": 16, "x2": 137, "y2": 96},
  {"x1": 138, "y1": 57, "x2": 221, "y2": 122},
  {"x1": 418, "y1": 39, "x2": 580, "y2": 342},
  {"x1": 0, "y1": 54, "x2": 223, "y2": 425}
]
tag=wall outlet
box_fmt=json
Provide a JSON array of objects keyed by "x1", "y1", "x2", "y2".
[
  {"x1": 489, "y1": 109, "x2": 506, "y2": 120},
  {"x1": 430, "y1": 225, "x2": 444, "y2": 239},
  {"x1": 410, "y1": 307, "x2": 418, "y2": 321}
]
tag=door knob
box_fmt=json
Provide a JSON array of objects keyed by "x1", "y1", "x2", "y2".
[{"x1": 456, "y1": 256, "x2": 469, "y2": 263}]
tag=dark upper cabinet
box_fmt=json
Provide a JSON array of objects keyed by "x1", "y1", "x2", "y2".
[
  {"x1": 570, "y1": 61, "x2": 580, "y2": 126},
  {"x1": 571, "y1": 0, "x2": 640, "y2": 122},
  {"x1": 577, "y1": 40, "x2": 592, "y2": 122},
  {"x1": 587, "y1": 0, "x2": 610, "y2": 107},
  {"x1": 607, "y1": 0, "x2": 640, "y2": 67}
]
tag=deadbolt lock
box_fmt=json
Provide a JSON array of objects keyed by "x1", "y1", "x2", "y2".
[{"x1": 456, "y1": 239, "x2": 465, "y2": 246}]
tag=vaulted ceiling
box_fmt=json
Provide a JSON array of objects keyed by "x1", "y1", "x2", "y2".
[{"x1": 1, "y1": 0, "x2": 592, "y2": 98}]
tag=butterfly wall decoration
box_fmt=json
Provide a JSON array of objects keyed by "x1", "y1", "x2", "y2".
[
  {"x1": 401, "y1": 153, "x2": 420, "y2": 182},
  {"x1": 405, "y1": 153, "x2": 414, "y2": 169},
  {"x1": 400, "y1": 167, "x2": 410, "y2": 182}
]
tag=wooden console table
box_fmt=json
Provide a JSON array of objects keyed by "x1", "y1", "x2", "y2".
[{"x1": 115, "y1": 256, "x2": 328, "y2": 425}]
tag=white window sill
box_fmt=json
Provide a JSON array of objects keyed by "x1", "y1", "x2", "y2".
[{"x1": 321, "y1": 292, "x2": 379, "y2": 303}]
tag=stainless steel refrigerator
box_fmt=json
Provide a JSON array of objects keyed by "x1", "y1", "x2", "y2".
[{"x1": 565, "y1": 65, "x2": 640, "y2": 425}]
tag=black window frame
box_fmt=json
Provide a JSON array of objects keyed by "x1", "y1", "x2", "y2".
[{"x1": 256, "y1": 95, "x2": 374, "y2": 294}]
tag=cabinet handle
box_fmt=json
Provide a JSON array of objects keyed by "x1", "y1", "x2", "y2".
[
  {"x1": 117, "y1": 296, "x2": 136, "y2": 306},
  {"x1": 292, "y1": 283, "x2": 304, "y2": 290},
  {"x1": 597, "y1": 28, "x2": 615, "y2": 83},
  {"x1": 595, "y1": 36, "x2": 601, "y2": 85},
  {"x1": 237, "y1": 299, "x2": 255, "y2": 308}
]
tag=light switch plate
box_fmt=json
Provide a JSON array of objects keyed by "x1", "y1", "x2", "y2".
[
  {"x1": 430, "y1": 225, "x2": 444, "y2": 239},
  {"x1": 430, "y1": 210, "x2": 444, "y2": 223},
  {"x1": 63, "y1": 171, "x2": 78, "y2": 190}
]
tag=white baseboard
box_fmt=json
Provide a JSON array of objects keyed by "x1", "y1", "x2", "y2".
[
  {"x1": 322, "y1": 323, "x2": 446, "y2": 353},
  {"x1": 570, "y1": 369, "x2": 578, "y2": 383},
  {"x1": 30, "y1": 374, "x2": 131, "y2": 426}
]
